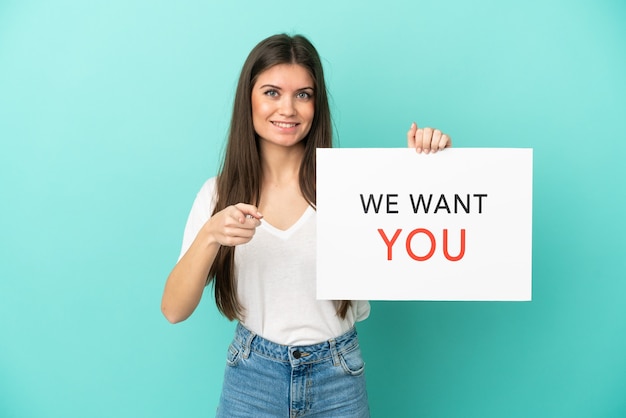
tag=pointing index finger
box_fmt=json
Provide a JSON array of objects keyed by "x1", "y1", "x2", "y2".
[{"x1": 234, "y1": 203, "x2": 263, "y2": 223}]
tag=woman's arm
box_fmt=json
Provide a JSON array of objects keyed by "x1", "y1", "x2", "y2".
[{"x1": 161, "y1": 203, "x2": 262, "y2": 323}]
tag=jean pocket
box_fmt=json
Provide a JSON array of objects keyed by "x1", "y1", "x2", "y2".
[
  {"x1": 226, "y1": 341, "x2": 242, "y2": 367},
  {"x1": 339, "y1": 345, "x2": 365, "y2": 376}
]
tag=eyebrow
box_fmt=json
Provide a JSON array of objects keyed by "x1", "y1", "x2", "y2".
[{"x1": 259, "y1": 84, "x2": 314, "y2": 91}]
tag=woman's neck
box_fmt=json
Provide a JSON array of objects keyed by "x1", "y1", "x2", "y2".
[
  {"x1": 257, "y1": 142, "x2": 309, "y2": 230},
  {"x1": 259, "y1": 142, "x2": 305, "y2": 186}
]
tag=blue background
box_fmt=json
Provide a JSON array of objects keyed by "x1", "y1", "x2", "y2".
[{"x1": 1, "y1": 0, "x2": 625, "y2": 417}]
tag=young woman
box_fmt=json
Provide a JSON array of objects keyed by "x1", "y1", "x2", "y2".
[{"x1": 161, "y1": 33, "x2": 451, "y2": 417}]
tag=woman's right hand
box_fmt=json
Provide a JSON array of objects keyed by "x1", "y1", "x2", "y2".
[
  {"x1": 204, "y1": 203, "x2": 263, "y2": 247},
  {"x1": 161, "y1": 203, "x2": 263, "y2": 324}
]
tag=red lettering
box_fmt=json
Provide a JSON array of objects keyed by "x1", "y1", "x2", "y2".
[
  {"x1": 379, "y1": 228, "x2": 467, "y2": 262},
  {"x1": 443, "y1": 229, "x2": 466, "y2": 261},
  {"x1": 377, "y1": 228, "x2": 402, "y2": 260},
  {"x1": 405, "y1": 228, "x2": 436, "y2": 261}
]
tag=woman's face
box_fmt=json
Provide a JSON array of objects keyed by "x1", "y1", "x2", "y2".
[{"x1": 251, "y1": 64, "x2": 315, "y2": 149}]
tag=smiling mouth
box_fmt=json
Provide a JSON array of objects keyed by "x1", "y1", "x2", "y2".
[{"x1": 272, "y1": 121, "x2": 299, "y2": 128}]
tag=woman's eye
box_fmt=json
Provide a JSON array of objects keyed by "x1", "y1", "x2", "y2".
[
  {"x1": 297, "y1": 92, "x2": 311, "y2": 99},
  {"x1": 264, "y1": 90, "x2": 278, "y2": 97}
]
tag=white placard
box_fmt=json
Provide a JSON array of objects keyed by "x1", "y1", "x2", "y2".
[{"x1": 316, "y1": 148, "x2": 532, "y2": 301}]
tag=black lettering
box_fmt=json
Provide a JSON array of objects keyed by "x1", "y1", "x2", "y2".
[
  {"x1": 434, "y1": 195, "x2": 451, "y2": 214},
  {"x1": 454, "y1": 194, "x2": 470, "y2": 214},
  {"x1": 386, "y1": 194, "x2": 398, "y2": 214},
  {"x1": 473, "y1": 194, "x2": 488, "y2": 213},
  {"x1": 360, "y1": 194, "x2": 384, "y2": 214},
  {"x1": 410, "y1": 194, "x2": 433, "y2": 213}
]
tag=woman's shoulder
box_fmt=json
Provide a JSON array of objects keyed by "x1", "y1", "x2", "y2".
[
  {"x1": 197, "y1": 176, "x2": 217, "y2": 195},
  {"x1": 188, "y1": 176, "x2": 218, "y2": 214}
]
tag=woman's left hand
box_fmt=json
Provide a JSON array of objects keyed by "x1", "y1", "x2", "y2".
[{"x1": 407, "y1": 122, "x2": 452, "y2": 154}]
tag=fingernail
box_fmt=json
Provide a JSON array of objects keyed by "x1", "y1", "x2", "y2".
[
  {"x1": 416, "y1": 147, "x2": 422, "y2": 153},
  {"x1": 257, "y1": 212, "x2": 263, "y2": 218}
]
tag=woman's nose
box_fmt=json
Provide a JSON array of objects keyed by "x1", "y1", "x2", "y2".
[{"x1": 278, "y1": 97, "x2": 296, "y2": 116}]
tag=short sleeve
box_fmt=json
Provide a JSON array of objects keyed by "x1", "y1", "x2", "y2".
[
  {"x1": 178, "y1": 177, "x2": 218, "y2": 261},
  {"x1": 354, "y1": 300, "x2": 371, "y2": 322}
]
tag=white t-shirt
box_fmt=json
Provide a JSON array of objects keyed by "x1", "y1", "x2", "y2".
[{"x1": 178, "y1": 177, "x2": 370, "y2": 345}]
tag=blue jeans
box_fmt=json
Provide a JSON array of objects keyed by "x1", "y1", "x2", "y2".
[{"x1": 216, "y1": 323, "x2": 370, "y2": 418}]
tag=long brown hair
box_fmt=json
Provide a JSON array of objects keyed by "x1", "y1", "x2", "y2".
[{"x1": 208, "y1": 33, "x2": 351, "y2": 320}]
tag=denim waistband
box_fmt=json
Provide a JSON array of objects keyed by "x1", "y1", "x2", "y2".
[{"x1": 232, "y1": 322, "x2": 359, "y2": 366}]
